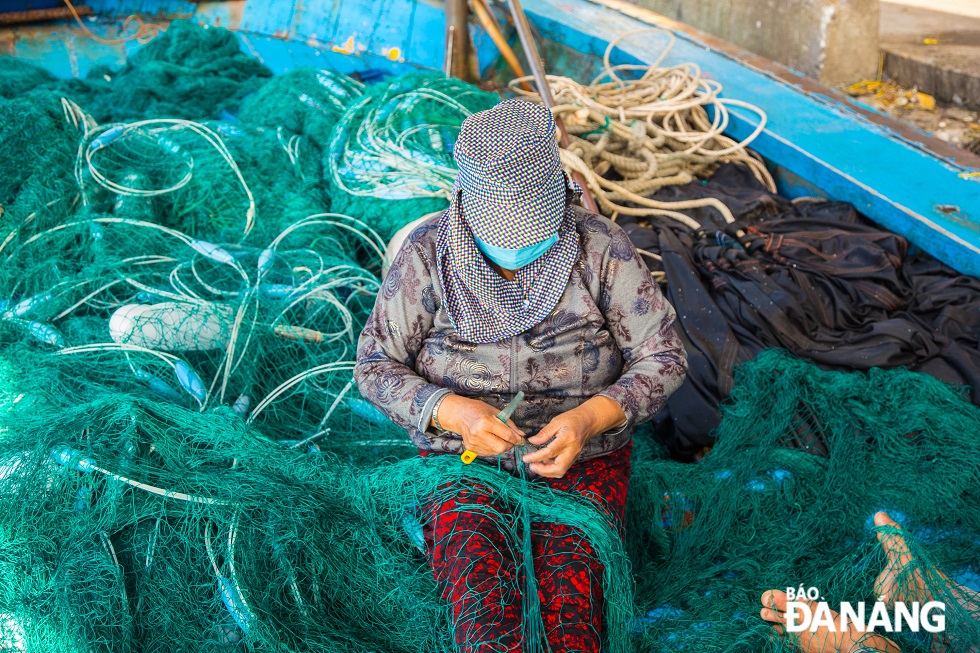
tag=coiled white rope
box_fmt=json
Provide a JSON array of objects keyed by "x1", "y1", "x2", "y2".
[{"x1": 510, "y1": 28, "x2": 775, "y2": 228}]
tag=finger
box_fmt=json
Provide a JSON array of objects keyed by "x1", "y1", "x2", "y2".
[
  {"x1": 466, "y1": 438, "x2": 506, "y2": 457},
  {"x1": 485, "y1": 420, "x2": 524, "y2": 447},
  {"x1": 529, "y1": 451, "x2": 575, "y2": 478},
  {"x1": 522, "y1": 437, "x2": 566, "y2": 463},
  {"x1": 761, "y1": 590, "x2": 788, "y2": 612},
  {"x1": 875, "y1": 513, "x2": 913, "y2": 569},
  {"x1": 468, "y1": 427, "x2": 516, "y2": 454},
  {"x1": 529, "y1": 460, "x2": 562, "y2": 478},
  {"x1": 874, "y1": 511, "x2": 900, "y2": 529},
  {"x1": 759, "y1": 607, "x2": 784, "y2": 624},
  {"x1": 527, "y1": 421, "x2": 559, "y2": 446}
]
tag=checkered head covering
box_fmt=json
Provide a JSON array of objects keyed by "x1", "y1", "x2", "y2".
[{"x1": 436, "y1": 99, "x2": 581, "y2": 344}]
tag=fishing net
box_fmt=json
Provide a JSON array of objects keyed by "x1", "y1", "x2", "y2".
[
  {"x1": 1, "y1": 342, "x2": 978, "y2": 652},
  {"x1": 0, "y1": 58, "x2": 57, "y2": 98},
  {"x1": 626, "y1": 350, "x2": 980, "y2": 652},
  {"x1": 238, "y1": 68, "x2": 365, "y2": 149},
  {"x1": 324, "y1": 72, "x2": 500, "y2": 241},
  {"x1": 1, "y1": 17, "x2": 979, "y2": 653},
  {"x1": 80, "y1": 20, "x2": 273, "y2": 123}
]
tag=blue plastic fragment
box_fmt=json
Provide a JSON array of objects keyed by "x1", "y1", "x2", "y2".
[
  {"x1": 744, "y1": 479, "x2": 766, "y2": 493},
  {"x1": 27, "y1": 321, "x2": 66, "y2": 347},
  {"x1": 217, "y1": 110, "x2": 239, "y2": 124},
  {"x1": 645, "y1": 605, "x2": 684, "y2": 620},
  {"x1": 50, "y1": 446, "x2": 97, "y2": 473},
  {"x1": 661, "y1": 491, "x2": 694, "y2": 530},
  {"x1": 257, "y1": 248, "x2": 275, "y2": 276},
  {"x1": 76, "y1": 485, "x2": 92, "y2": 511},
  {"x1": 770, "y1": 469, "x2": 792, "y2": 484},
  {"x1": 89, "y1": 125, "x2": 125, "y2": 151},
  {"x1": 188, "y1": 239, "x2": 236, "y2": 266},
  {"x1": 232, "y1": 395, "x2": 250, "y2": 418},
  {"x1": 217, "y1": 577, "x2": 254, "y2": 635},
  {"x1": 347, "y1": 397, "x2": 391, "y2": 426},
  {"x1": 713, "y1": 470, "x2": 733, "y2": 481},
  {"x1": 134, "y1": 369, "x2": 183, "y2": 402},
  {"x1": 401, "y1": 506, "x2": 425, "y2": 551},
  {"x1": 627, "y1": 605, "x2": 685, "y2": 634},
  {"x1": 174, "y1": 361, "x2": 207, "y2": 402}
]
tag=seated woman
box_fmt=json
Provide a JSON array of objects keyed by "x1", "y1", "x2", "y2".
[
  {"x1": 760, "y1": 512, "x2": 979, "y2": 653},
  {"x1": 354, "y1": 99, "x2": 687, "y2": 652}
]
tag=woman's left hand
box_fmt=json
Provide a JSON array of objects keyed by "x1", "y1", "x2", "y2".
[
  {"x1": 521, "y1": 408, "x2": 593, "y2": 478},
  {"x1": 522, "y1": 396, "x2": 626, "y2": 478}
]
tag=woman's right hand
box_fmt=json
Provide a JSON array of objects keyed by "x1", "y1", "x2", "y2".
[{"x1": 436, "y1": 394, "x2": 526, "y2": 456}]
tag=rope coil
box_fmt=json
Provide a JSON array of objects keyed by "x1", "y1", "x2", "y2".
[{"x1": 510, "y1": 28, "x2": 775, "y2": 227}]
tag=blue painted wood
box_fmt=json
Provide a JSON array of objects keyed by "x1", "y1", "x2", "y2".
[
  {"x1": 8, "y1": 22, "x2": 131, "y2": 78},
  {"x1": 239, "y1": 0, "x2": 500, "y2": 75},
  {"x1": 0, "y1": 14, "x2": 419, "y2": 81},
  {"x1": 519, "y1": 0, "x2": 980, "y2": 277},
  {"x1": 234, "y1": 32, "x2": 420, "y2": 77}
]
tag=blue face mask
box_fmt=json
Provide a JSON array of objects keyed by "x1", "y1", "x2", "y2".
[{"x1": 474, "y1": 234, "x2": 558, "y2": 270}]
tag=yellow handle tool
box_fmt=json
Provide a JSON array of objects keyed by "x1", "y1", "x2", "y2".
[{"x1": 461, "y1": 391, "x2": 524, "y2": 464}]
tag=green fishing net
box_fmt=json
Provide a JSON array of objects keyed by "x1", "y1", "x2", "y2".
[
  {"x1": 0, "y1": 17, "x2": 978, "y2": 653},
  {"x1": 324, "y1": 72, "x2": 500, "y2": 241},
  {"x1": 238, "y1": 68, "x2": 365, "y2": 149},
  {"x1": 81, "y1": 20, "x2": 272, "y2": 123},
  {"x1": 0, "y1": 57, "x2": 57, "y2": 98}
]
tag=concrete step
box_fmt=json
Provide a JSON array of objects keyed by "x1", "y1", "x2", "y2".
[{"x1": 881, "y1": 1, "x2": 980, "y2": 108}]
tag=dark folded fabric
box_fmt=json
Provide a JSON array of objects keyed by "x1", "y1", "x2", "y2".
[{"x1": 621, "y1": 164, "x2": 980, "y2": 459}]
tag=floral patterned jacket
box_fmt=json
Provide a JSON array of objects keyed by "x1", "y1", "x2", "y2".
[{"x1": 354, "y1": 206, "x2": 688, "y2": 473}]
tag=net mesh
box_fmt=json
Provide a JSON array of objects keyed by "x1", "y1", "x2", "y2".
[
  {"x1": 0, "y1": 18, "x2": 977, "y2": 653},
  {"x1": 323, "y1": 72, "x2": 500, "y2": 241}
]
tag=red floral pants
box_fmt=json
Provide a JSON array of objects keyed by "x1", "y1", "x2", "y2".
[{"x1": 422, "y1": 443, "x2": 632, "y2": 653}]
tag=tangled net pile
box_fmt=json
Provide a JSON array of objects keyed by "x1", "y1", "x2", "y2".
[{"x1": 0, "y1": 18, "x2": 978, "y2": 653}]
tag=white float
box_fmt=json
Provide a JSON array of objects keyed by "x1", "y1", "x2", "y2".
[{"x1": 109, "y1": 302, "x2": 235, "y2": 351}]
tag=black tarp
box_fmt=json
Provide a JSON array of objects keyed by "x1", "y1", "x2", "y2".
[{"x1": 621, "y1": 164, "x2": 980, "y2": 459}]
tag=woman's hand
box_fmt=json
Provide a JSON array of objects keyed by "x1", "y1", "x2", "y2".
[
  {"x1": 522, "y1": 396, "x2": 626, "y2": 478},
  {"x1": 436, "y1": 394, "x2": 526, "y2": 457}
]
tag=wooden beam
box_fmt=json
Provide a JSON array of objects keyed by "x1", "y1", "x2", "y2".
[
  {"x1": 0, "y1": 5, "x2": 91, "y2": 25},
  {"x1": 445, "y1": 0, "x2": 473, "y2": 81}
]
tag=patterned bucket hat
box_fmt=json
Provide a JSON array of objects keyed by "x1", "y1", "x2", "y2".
[
  {"x1": 436, "y1": 99, "x2": 582, "y2": 344},
  {"x1": 453, "y1": 98, "x2": 566, "y2": 248}
]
